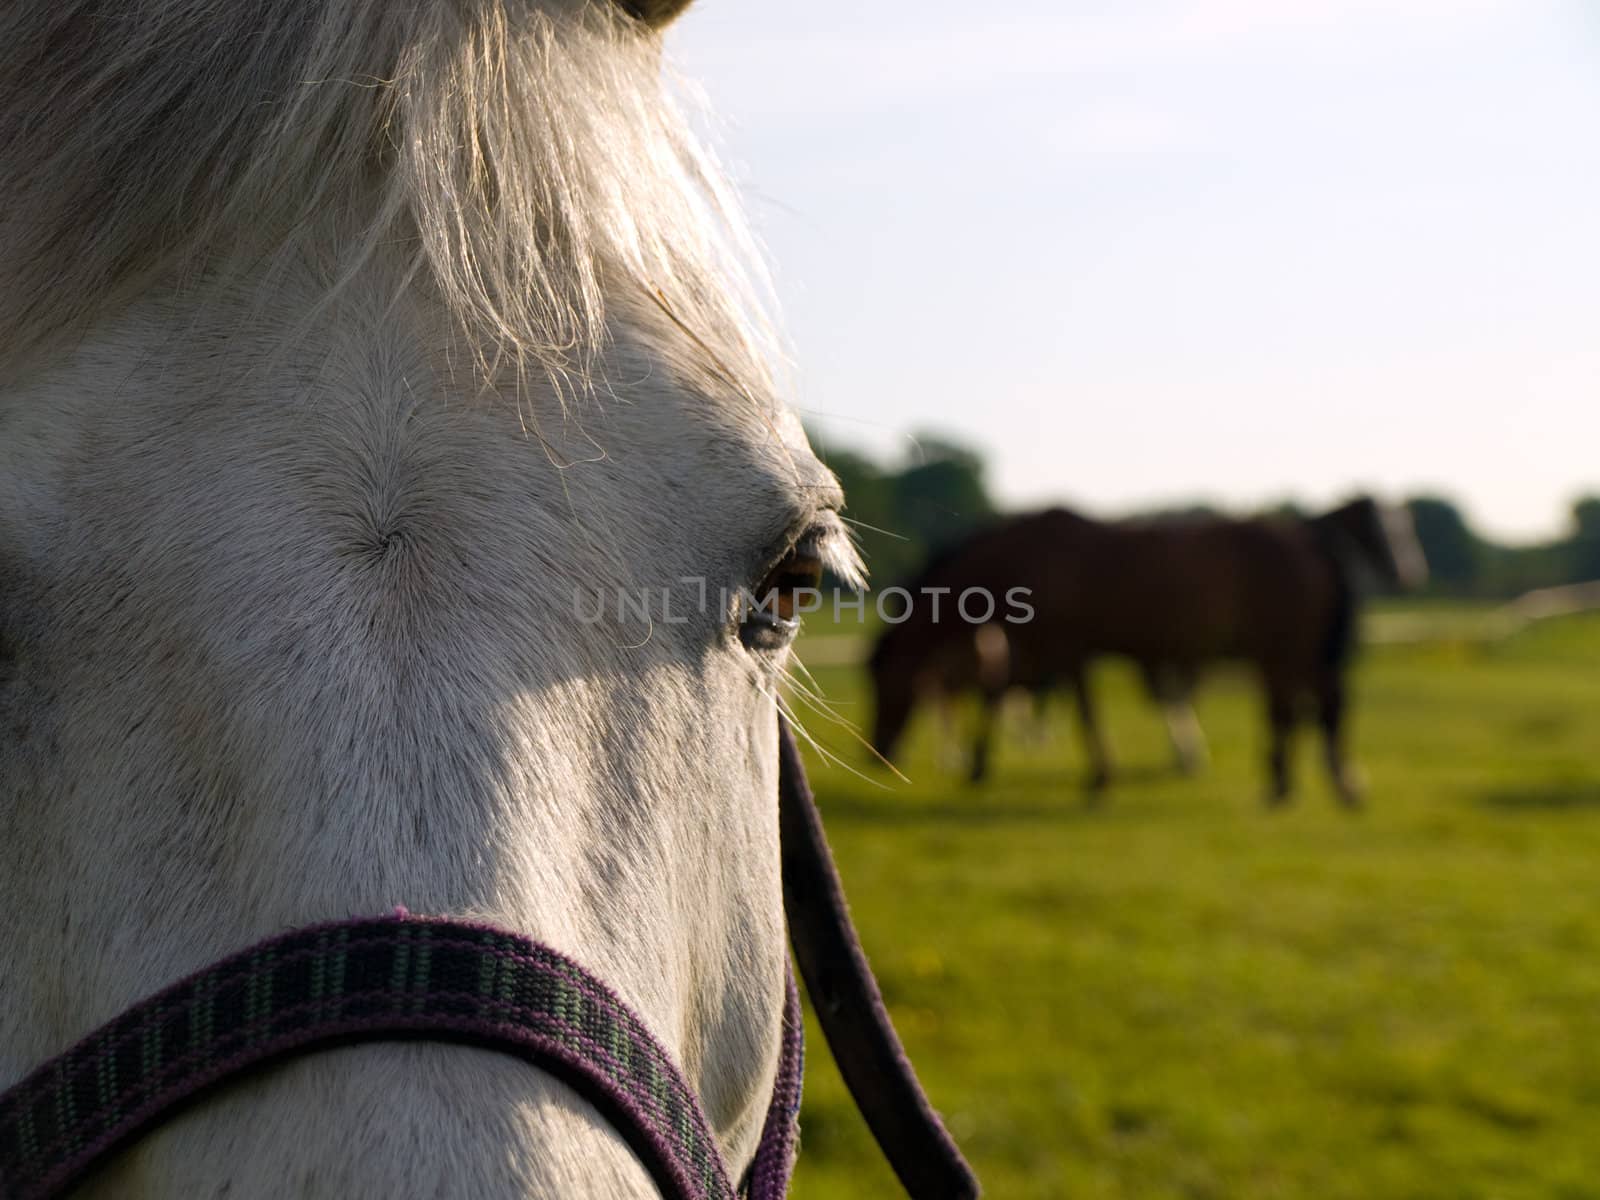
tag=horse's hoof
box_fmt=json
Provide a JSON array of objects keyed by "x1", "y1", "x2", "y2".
[{"x1": 1334, "y1": 768, "x2": 1368, "y2": 809}]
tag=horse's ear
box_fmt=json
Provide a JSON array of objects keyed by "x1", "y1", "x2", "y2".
[{"x1": 614, "y1": 0, "x2": 695, "y2": 30}]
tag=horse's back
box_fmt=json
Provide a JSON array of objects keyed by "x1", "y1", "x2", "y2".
[
  {"x1": 1088, "y1": 516, "x2": 1336, "y2": 666},
  {"x1": 975, "y1": 510, "x2": 1339, "y2": 675}
]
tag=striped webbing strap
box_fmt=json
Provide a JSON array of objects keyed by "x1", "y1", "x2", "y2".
[{"x1": 0, "y1": 913, "x2": 803, "y2": 1200}]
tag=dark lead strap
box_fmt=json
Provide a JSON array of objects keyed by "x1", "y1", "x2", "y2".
[{"x1": 778, "y1": 719, "x2": 980, "y2": 1200}]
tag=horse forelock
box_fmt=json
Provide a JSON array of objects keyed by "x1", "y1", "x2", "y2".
[{"x1": 0, "y1": 0, "x2": 776, "y2": 400}]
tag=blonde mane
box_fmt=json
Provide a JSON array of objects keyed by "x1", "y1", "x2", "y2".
[{"x1": 0, "y1": 0, "x2": 772, "y2": 393}]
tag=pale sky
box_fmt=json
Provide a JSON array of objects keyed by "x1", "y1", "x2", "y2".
[{"x1": 669, "y1": 1, "x2": 1600, "y2": 543}]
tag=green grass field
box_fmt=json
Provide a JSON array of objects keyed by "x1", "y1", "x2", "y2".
[{"x1": 784, "y1": 608, "x2": 1600, "y2": 1200}]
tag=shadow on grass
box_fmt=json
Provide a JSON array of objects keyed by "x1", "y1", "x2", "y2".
[
  {"x1": 814, "y1": 763, "x2": 1196, "y2": 827},
  {"x1": 1476, "y1": 781, "x2": 1600, "y2": 811},
  {"x1": 816, "y1": 795, "x2": 1084, "y2": 827},
  {"x1": 1001, "y1": 761, "x2": 1184, "y2": 789}
]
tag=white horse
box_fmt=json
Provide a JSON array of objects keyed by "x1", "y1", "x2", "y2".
[{"x1": 0, "y1": 1, "x2": 866, "y2": 1195}]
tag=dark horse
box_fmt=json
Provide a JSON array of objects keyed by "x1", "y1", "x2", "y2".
[{"x1": 868, "y1": 498, "x2": 1426, "y2": 804}]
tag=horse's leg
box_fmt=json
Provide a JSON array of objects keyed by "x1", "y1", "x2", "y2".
[
  {"x1": 1021, "y1": 685, "x2": 1053, "y2": 746},
  {"x1": 1317, "y1": 669, "x2": 1364, "y2": 808},
  {"x1": 1148, "y1": 663, "x2": 1208, "y2": 776},
  {"x1": 935, "y1": 691, "x2": 967, "y2": 774},
  {"x1": 1070, "y1": 668, "x2": 1111, "y2": 797},
  {"x1": 969, "y1": 688, "x2": 1003, "y2": 784},
  {"x1": 1262, "y1": 669, "x2": 1297, "y2": 805}
]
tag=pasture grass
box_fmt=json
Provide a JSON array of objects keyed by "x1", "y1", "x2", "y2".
[{"x1": 785, "y1": 608, "x2": 1600, "y2": 1200}]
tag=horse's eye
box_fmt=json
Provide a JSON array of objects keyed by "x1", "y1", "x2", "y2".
[{"x1": 740, "y1": 539, "x2": 825, "y2": 652}]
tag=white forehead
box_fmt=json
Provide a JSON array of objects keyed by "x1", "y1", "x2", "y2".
[{"x1": 0, "y1": 282, "x2": 850, "y2": 715}]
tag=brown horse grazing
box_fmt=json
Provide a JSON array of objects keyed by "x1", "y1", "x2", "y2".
[{"x1": 868, "y1": 497, "x2": 1426, "y2": 804}]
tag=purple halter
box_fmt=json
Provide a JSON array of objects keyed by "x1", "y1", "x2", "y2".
[{"x1": 0, "y1": 720, "x2": 977, "y2": 1199}]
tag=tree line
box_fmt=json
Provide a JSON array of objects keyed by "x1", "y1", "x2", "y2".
[
  {"x1": 816, "y1": 432, "x2": 1600, "y2": 600},
  {"x1": 1406, "y1": 495, "x2": 1600, "y2": 598}
]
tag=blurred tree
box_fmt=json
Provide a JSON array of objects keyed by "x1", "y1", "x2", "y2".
[
  {"x1": 1567, "y1": 495, "x2": 1600, "y2": 582},
  {"x1": 1485, "y1": 543, "x2": 1569, "y2": 596},
  {"x1": 1406, "y1": 496, "x2": 1484, "y2": 592},
  {"x1": 1259, "y1": 499, "x2": 1306, "y2": 523},
  {"x1": 809, "y1": 431, "x2": 996, "y2": 588},
  {"x1": 809, "y1": 444, "x2": 899, "y2": 586},
  {"x1": 813, "y1": 445, "x2": 888, "y2": 530},
  {"x1": 889, "y1": 435, "x2": 994, "y2": 551}
]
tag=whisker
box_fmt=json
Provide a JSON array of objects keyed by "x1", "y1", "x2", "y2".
[
  {"x1": 778, "y1": 655, "x2": 835, "y2": 701},
  {"x1": 773, "y1": 693, "x2": 891, "y2": 790},
  {"x1": 779, "y1": 654, "x2": 908, "y2": 784},
  {"x1": 837, "y1": 515, "x2": 909, "y2": 542}
]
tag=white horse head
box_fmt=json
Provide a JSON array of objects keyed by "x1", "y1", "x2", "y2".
[{"x1": 0, "y1": 2, "x2": 861, "y2": 1194}]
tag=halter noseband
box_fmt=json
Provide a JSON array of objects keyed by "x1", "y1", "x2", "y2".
[{"x1": 0, "y1": 719, "x2": 978, "y2": 1200}]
